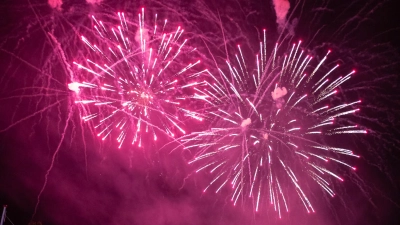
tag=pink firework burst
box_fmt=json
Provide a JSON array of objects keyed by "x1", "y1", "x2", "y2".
[
  {"x1": 182, "y1": 30, "x2": 367, "y2": 217},
  {"x1": 69, "y1": 9, "x2": 205, "y2": 148}
]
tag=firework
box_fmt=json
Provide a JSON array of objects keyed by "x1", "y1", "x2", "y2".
[
  {"x1": 69, "y1": 9, "x2": 205, "y2": 148},
  {"x1": 182, "y1": 31, "x2": 367, "y2": 217}
]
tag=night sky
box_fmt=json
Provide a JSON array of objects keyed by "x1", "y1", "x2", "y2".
[{"x1": 0, "y1": 0, "x2": 399, "y2": 225}]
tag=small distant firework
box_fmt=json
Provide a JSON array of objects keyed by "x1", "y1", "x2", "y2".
[
  {"x1": 182, "y1": 30, "x2": 367, "y2": 217},
  {"x1": 69, "y1": 9, "x2": 205, "y2": 148}
]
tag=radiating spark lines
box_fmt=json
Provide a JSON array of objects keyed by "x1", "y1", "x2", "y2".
[
  {"x1": 69, "y1": 9, "x2": 205, "y2": 148},
  {"x1": 182, "y1": 31, "x2": 367, "y2": 216}
]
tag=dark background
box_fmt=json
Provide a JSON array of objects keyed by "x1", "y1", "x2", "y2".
[{"x1": 0, "y1": 0, "x2": 399, "y2": 224}]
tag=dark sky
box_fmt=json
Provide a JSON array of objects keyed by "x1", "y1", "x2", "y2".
[{"x1": 0, "y1": 0, "x2": 399, "y2": 225}]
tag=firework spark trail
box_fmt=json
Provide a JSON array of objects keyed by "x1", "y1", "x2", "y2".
[
  {"x1": 69, "y1": 9, "x2": 205, "y2": 148},
  {"x1": 0, "y1": 99, "x2": 66, "y2": 132},
  {"x1": 182, "y1": 31, "x2": 367, "y2": 216},
  {"x1": 31, "y1": 109, "x2": 73, "y2": 220}
]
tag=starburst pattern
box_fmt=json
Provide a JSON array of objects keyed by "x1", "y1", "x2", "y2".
[
  {"x1": 182, "y1": 31, "x2": 367, "y2": 217},
  {"x1": 69, "y1": 9, "x2": 205, "y2": 148}
]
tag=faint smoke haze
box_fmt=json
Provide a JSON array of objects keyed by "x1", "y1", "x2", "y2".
[
  {"x1": 48, "y1": 0, "x2": 103, "y2": 9},
  {"x1": 48, "y1": 0, "x2": 62, "y2": 10},
  {"x1": 272, "y1": 0, "x2": 290, "y2": 32},
  {"x1": 86, "y1": 0, "x2": 103, "y2": 4}
]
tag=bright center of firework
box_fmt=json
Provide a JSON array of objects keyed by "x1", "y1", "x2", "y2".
[
  {"x1": 271, "y1": 87, "x2": 288, "y2": 100},
  {"x1": 134, "y1": 89, "x2": 153, "y2": 105},
  {"x1": 125, "y1": 86, "x2": 154, "y2": 105},
  {"x1": 241, "y1": 118, "x2": 252, "y2": 127},
  {"x1": 140, "y1": 92, "x2": 151, "y2": 99}
]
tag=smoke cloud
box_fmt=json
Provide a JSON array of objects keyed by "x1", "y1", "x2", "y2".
[
  {"x1": 47, "y1": 0, "x2": 62, "y2": 10},
  {"x1": 272, "y1": 0, "x2": 290, "y2": 31}
]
